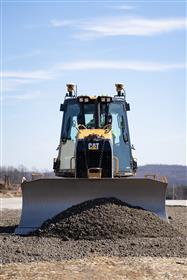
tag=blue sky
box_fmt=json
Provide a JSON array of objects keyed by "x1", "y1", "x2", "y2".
[{"x1": 0, "y1": 0, "x2": 186, "y2": 170}]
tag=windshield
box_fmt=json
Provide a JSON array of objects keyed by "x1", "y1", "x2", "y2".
[
  {"x1": 61, "y1": 100, "x2": 127, "y2": 141},
  {"x1": 78, "y1": 103, "x2": 111, "y2": 129},
  {"x1": 100, "y1": 103, "x2": 109, "y2": 128},
  {"x1": 82, "y1": 103, "x2": 96, "y2": 129}
]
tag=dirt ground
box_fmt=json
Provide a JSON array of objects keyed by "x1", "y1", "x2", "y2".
[
  {"x1": 0, "y1": 206, "x2": 186, "y2": 279},
  {"x1": 0, "y1": 190, "x2": 21, "y2": 198},
  {"x1": 1, "y1": 257, "x2": 187, "y2": 280}
]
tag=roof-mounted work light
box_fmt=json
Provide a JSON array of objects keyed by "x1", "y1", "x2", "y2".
[
  {"x1": 97, "y1": 96, "x2": 112, "y2": 103},
  {"x1": 78, "y1": 96, "x2": 90, "y2": 103},
  {"x1": 115, "y1": 83, "x2": 125, "y2": 97},
  {"x1": 66, "y1": 84, "x2": 76, "y2": 97}
]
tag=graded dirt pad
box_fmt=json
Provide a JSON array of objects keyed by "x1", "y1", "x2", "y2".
[
  {"x1": 1, "y1": 257, "x2": 187, "y2": 280},
  {"x1": 35, "y1": 197, "x2": 181, "y2": 240}
]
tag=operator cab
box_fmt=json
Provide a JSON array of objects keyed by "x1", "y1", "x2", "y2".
[{"x1": 54, "y1": 84, "x2": 137, "y2": 178}]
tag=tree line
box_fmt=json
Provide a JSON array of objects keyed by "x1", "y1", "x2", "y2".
[
  {"x1": 0, "y1": 165, "x2": 54, "y2": 186},
  {"x1": 0, "y1": 165, "x2": 186, "y2": 199}
]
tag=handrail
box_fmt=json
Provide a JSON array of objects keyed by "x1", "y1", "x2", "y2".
[
  {"x1": 70, "y1": 157, "x2": 75, "y2": 170},
  {"x1": 113, "y1": 156, "x2": 119, "y2": 175}
]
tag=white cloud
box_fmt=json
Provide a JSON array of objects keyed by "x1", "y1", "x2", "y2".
[
  {"x1": 0, "y1": 91, "x2": 41, "y2": 102},
  {"x1": 2, "y1": 79, "x2": 34, "y2": 92},
  {"x1": 57, "y1": 60, "x2": 185, "y2": 72},
  {"x1": 34, "y1": 16, "x2": 185, "y2": 39},
  {"x1": 0, "y1": 70, "x2": 53, "y2": 80},
  {"x1": 0, "y1": 69, "x2": 55, "y2": 91},
  {"x1": 5, "y1": 50, "x2": 45, "y2": 62},
  {"x1": 26, "y1": 19, "x2": 73, "y2": 29},
  {"x1": 75, "y1": 17, "x2": 186, "y2": 39},
  {"x1": 113, "y1": 5, "x2": 135, "y2": 10},
  {"x1": 1, "y1": 59, "x2": 184, "y2": 93},
  {"x1": 50, "y1": 19, "x2": 73, "y2": 27}
]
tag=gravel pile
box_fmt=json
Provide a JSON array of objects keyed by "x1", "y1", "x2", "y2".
[
  {"x1": 1, "y1": 206, "x2": 186, "y2": 263},
  {"x1": 34, "y1": 197, "x2": 181, "y2": 240}
]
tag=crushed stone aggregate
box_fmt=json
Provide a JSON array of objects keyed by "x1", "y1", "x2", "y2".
[
  {"x1": 0, "y1": 201, "x2": 186, "y2": 264},
  {"x1": 34, "y1": 197, "x2": 182, "y2": 240}
]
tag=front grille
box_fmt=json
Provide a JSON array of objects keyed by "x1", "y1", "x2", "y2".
[
  {"x1": 76, "y1": 139, "x2": 112, "y2": 178},
  {"x1": 86, "y1": 150, "x2": 101, "y2": 167}
]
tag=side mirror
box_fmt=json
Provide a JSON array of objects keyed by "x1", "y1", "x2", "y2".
[
  {"x1": 131, "y1": 144, "x2": 135, "y2": 150},
  {"x1": 125, "y1": 102, "x2": 130, "y2": 111},
  {"x1": 60, "y1": 104, "x2": 65, "y2": 111}
]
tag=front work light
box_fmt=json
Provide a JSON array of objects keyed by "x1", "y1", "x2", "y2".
[
  {"x1": 79, "y1": 97, "x2": 84, "y2": 102},
  {"x1": 98, "y1": 96, "x2": 112, "y2": 103},
  {"x1": 78, "y1": 96, "x2": 90, "y2": 103}
]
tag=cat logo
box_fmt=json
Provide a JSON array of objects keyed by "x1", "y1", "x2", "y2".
[{"x1": 88, "y1": 143, "x2": 99, "y2": 150}]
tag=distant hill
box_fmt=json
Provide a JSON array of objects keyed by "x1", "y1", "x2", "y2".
[{"x1": 136, "y1": 165, "x2": 187, "y2": 188}]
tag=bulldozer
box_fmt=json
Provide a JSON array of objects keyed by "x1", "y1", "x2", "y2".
[{"x1": 15, "y1": 84, "x2": 168, "y2": 235}]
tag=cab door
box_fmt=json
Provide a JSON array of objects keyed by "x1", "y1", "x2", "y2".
[{"x1": 109, "y1": 102, "x2": 133, "y2": 175}]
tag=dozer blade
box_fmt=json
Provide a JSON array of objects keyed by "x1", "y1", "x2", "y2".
[{"x1": 15, "y1": 178, "x2": 167, "y2": 235}]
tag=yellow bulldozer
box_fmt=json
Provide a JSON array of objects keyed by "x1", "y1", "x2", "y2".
[{"x1": 15, "y1": 84, "x2": 168, "y2": 234}]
